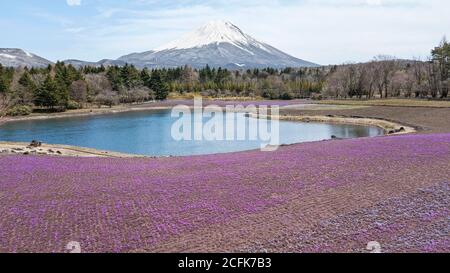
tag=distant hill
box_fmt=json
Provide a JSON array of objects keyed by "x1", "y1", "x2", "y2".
[
  {"x1": 0, "y1": 48, "x2": 53, "y2": 68},
  {"x1": 63, "y1": 59, "x2": 126, "y2": 68}
]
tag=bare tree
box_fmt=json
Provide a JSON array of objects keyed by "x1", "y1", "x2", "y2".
[
  {"x1": 323, "y1": 65, "x2": 352, "y2": 98},
  {"x1": 0, "y1": 93, "x2": 13, "y2": 118},
  {"x1": 85, "y1": 73, "x2": 112, "y2": 97},
  {"x1": 390, "y1": 70, "x2": 409, "y2": 97},
  {"x1": 69, "y1": 80, "x2": 88, "y2": 104},
  {"x1": 403, "y1": 68, "x2": 415, "y2": 98},
  {"x1": 373, "y1": 55, "x2": 398, "y2": 98},
  {"x1": 426, "y1": 57, "x2": 442, "y2": 98},
  {"x1": 119, "y1": 87, "x2": 152, "y2": 104},
  {"x1": 355, "y1": 64, "x2": 370, "y2": 98},
  {"x1": 410, "y1": 58, "x2": 426, "y2": 97},
  {"x1": 363, "y1": 62, "x2": 378, "y2": 99},
  {"x1": 181, "y1": 65, "x2": 199, "y2": 84},
  {"x1": 94, "y1": 90, "x2": 119, "y2": 108}
]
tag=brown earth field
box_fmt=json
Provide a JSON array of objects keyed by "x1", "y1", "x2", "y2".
[{"x1": 280, "y1": 104, "x2": 450, "y2": 134}]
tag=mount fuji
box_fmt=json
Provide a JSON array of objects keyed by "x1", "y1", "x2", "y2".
[
  {"x1": 0, "y1": 21, "x2": 318, "y2": 69},
  {"x1": 116, "y1": 20, "x2": 318, "y2": 69}
]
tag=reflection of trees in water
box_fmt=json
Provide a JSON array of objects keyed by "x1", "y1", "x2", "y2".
[{"x1": 329, "y1": 125, "x2": 379, "y2": 138}]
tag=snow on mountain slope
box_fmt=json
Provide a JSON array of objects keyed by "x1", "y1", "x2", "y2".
[
  {"x1": 0, "y1": 48, "x2": 53, "y2": 68},
  {"x1": 63, "y1": 59, "x2": 126, "y2": 68},
  {"x1": 0, "y1": 53, "x2": 17, "y2": 59},
  {"x1": 21, "y1": 21, "x2": 318, "y2": 69},
  {"x1": 155, "y1": 20, "x2": 271, "y2": 54},
  {"x1": 119, "y1": 20, "x2": 318, "y2": 69}
]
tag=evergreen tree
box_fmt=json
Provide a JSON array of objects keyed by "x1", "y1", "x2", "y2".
[
  {"x1": 55, "y1": 62, "x2": 82, "y2": 90},
  {"x1": 120, "y1": 64, "x2": 140, "y2": 89},
  {"x1": 34, "y1": 75, "x2": 59, "y2": 108},
  {"x1": 431, "y1": 37, "x2": 450, "y2": 98},
  {"x1": 56, "y1": 83, "x2": 69, "y2": 108},
  {"x1": 106, "y1": 66, "x2": 123, "y2": 91},
  {"x1": 0, "y1": 65, "x2": 13, "y2": 94},
  {"x1": 16, "y1": 70, "x2": 36, "y2": 104},
  {"x1": 140, "y1": 68, "x2": 151, "y2": 87},
  {"x1": 46, "y1": 64, "x2": 52, "y2": 74},
  {"x1": 149, "y1": 70, "x2": 169, "y2": 100},
  {"x1": 19, "y1": 71, "x2": 36, "y2": 89},
  {"x1": 0, "y1": 77, "x2": 7, "y2": 94},
  {"x1": 29, "y1": 67, "x2": 39, "y2": 75}
]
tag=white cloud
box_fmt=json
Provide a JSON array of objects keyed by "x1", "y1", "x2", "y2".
[{"x1": 66, "y1": 0, "x2": 81, "y2": 6}]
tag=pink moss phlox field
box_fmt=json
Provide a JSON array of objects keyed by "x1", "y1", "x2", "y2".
[{"x1": 0, "y1": 133, "x2": 449, "y2": 252}]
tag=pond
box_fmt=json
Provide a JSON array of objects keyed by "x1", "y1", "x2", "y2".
[{"x1": 0, "y1": 110, "x2": 384, "y2": 156}]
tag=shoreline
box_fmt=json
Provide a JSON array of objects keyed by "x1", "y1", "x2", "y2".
[
  {"x1": 0, "y1": 99, "x2": 312, "y2": 126},
  {"x1": 0, "y1": 102, "x2": 417, "y2": 158},
  {"x1": 0, "y1": 141, "x2": 143, "y2": 158},
  {"x1": 0, "y1": 105, "x2": 173, "y2": 126},
  {"x1": 253, "y1": 113, "x2": 416, "y2": 135}
]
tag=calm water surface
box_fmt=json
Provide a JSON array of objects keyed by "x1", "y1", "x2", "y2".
[{"x1": 0, "y1": 110, "x2": 384, "y2": 156}]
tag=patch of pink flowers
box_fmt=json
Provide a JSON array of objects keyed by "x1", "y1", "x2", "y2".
[{"x1": 0, "y1": 133, "x2": 449, "y2": 252}]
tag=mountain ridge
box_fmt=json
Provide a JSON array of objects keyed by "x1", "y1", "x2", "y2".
[
  {"x1": 0, "y1": 48, "x2": 53, "y2": 68},
  {"x1": 1, "y1": 21, "x2": 318, "y2": 69},
  {"x1": 117, "y1": 20, "x2": 318, "y2": 69}
]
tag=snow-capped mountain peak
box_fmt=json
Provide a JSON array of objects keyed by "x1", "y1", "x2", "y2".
[
  {"x1": 155, "y1": 20, "x2": 270, "y2": 53},
  {"x1": 1, "y1": 21, "x2": 318, "y2": 69},
  {"x1": 74, "y1": 20, "x2": 318, "y2": 69},
  {"x1": 116, "y1": 20, "x2": 318, "y2": 69}
]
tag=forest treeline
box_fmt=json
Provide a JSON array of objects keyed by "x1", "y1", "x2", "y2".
[{"x1": 0, "y1": 38, "x2": 449, "y2": 116}]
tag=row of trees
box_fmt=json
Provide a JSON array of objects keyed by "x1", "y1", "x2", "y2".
[
  {"x1": 0, "y1": 62, "x2": 326, "y2": 115},
  {"x1": 0, "y1": 38, "x2": 448, "y2": 116},
  {"x1": 0, "y1": 62, "x2": 173, "y2": 114},
  {"x1": 323, "y1": 38, "x2": 450, "y2": 99}
]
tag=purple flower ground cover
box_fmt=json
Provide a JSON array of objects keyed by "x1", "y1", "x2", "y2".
[{"x1": 0, "y1": 133, "x2": 449, "y2": 253}]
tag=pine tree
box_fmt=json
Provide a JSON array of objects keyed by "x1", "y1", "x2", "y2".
[
  {"x1": 0, "y1": 77, "x2": 7, "y2": 94},
  {"x1": 149, "y1": 70, "x2": 169, "y2": 100},
  {"x1": 34, "y1": 75, "x2": 59, "y2": 108},
  {"x1": 120, "y1": 64, "x2": 140, "y2": 89},
  {"x1": 140, "y1": 68, "x2": 151, "y2": 87},
  {"x1": 0, "y1": 65, "x2": 13, "y2": 94},
  {"x1": 19, "y1": 71, "x2": 35, "y2": 89},
  {"x1": 106, "y1": 66, "x2": 123, "y2": 91},
  {"x1": 15, "y1": 70, "x2": 36, "y2": 105},
  {"x1": 431, "y1": 37, "x2": 450, "y2": 98}
]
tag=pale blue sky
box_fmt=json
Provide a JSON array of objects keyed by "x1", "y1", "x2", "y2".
[{"x1": 1, "y1": 0, "x2": 448, "y2": 64}]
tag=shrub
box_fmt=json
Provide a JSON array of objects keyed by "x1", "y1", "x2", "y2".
[
  {"x1": 262, "y1": 89, "x2": 276, "y2": 100},
  {"x1": 94, "y1": 91, "x2": 119, "y2": 108},
  {"x1": 66, "y1": 100, "x2": 82, "y2": 110},
  {"x1": 6, "y1": 105, "x2": 32, "y2": 116},
  {"x1": 311, "y1": 93, "x2": 323, "y2": 100},
  {"x1": 280, "y1": 92, "x2": 294, "y2": 100}
]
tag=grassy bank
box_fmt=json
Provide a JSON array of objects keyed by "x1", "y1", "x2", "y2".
[{"x1": 317, "y1": 99, "x2": 450, "y2": 108}]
